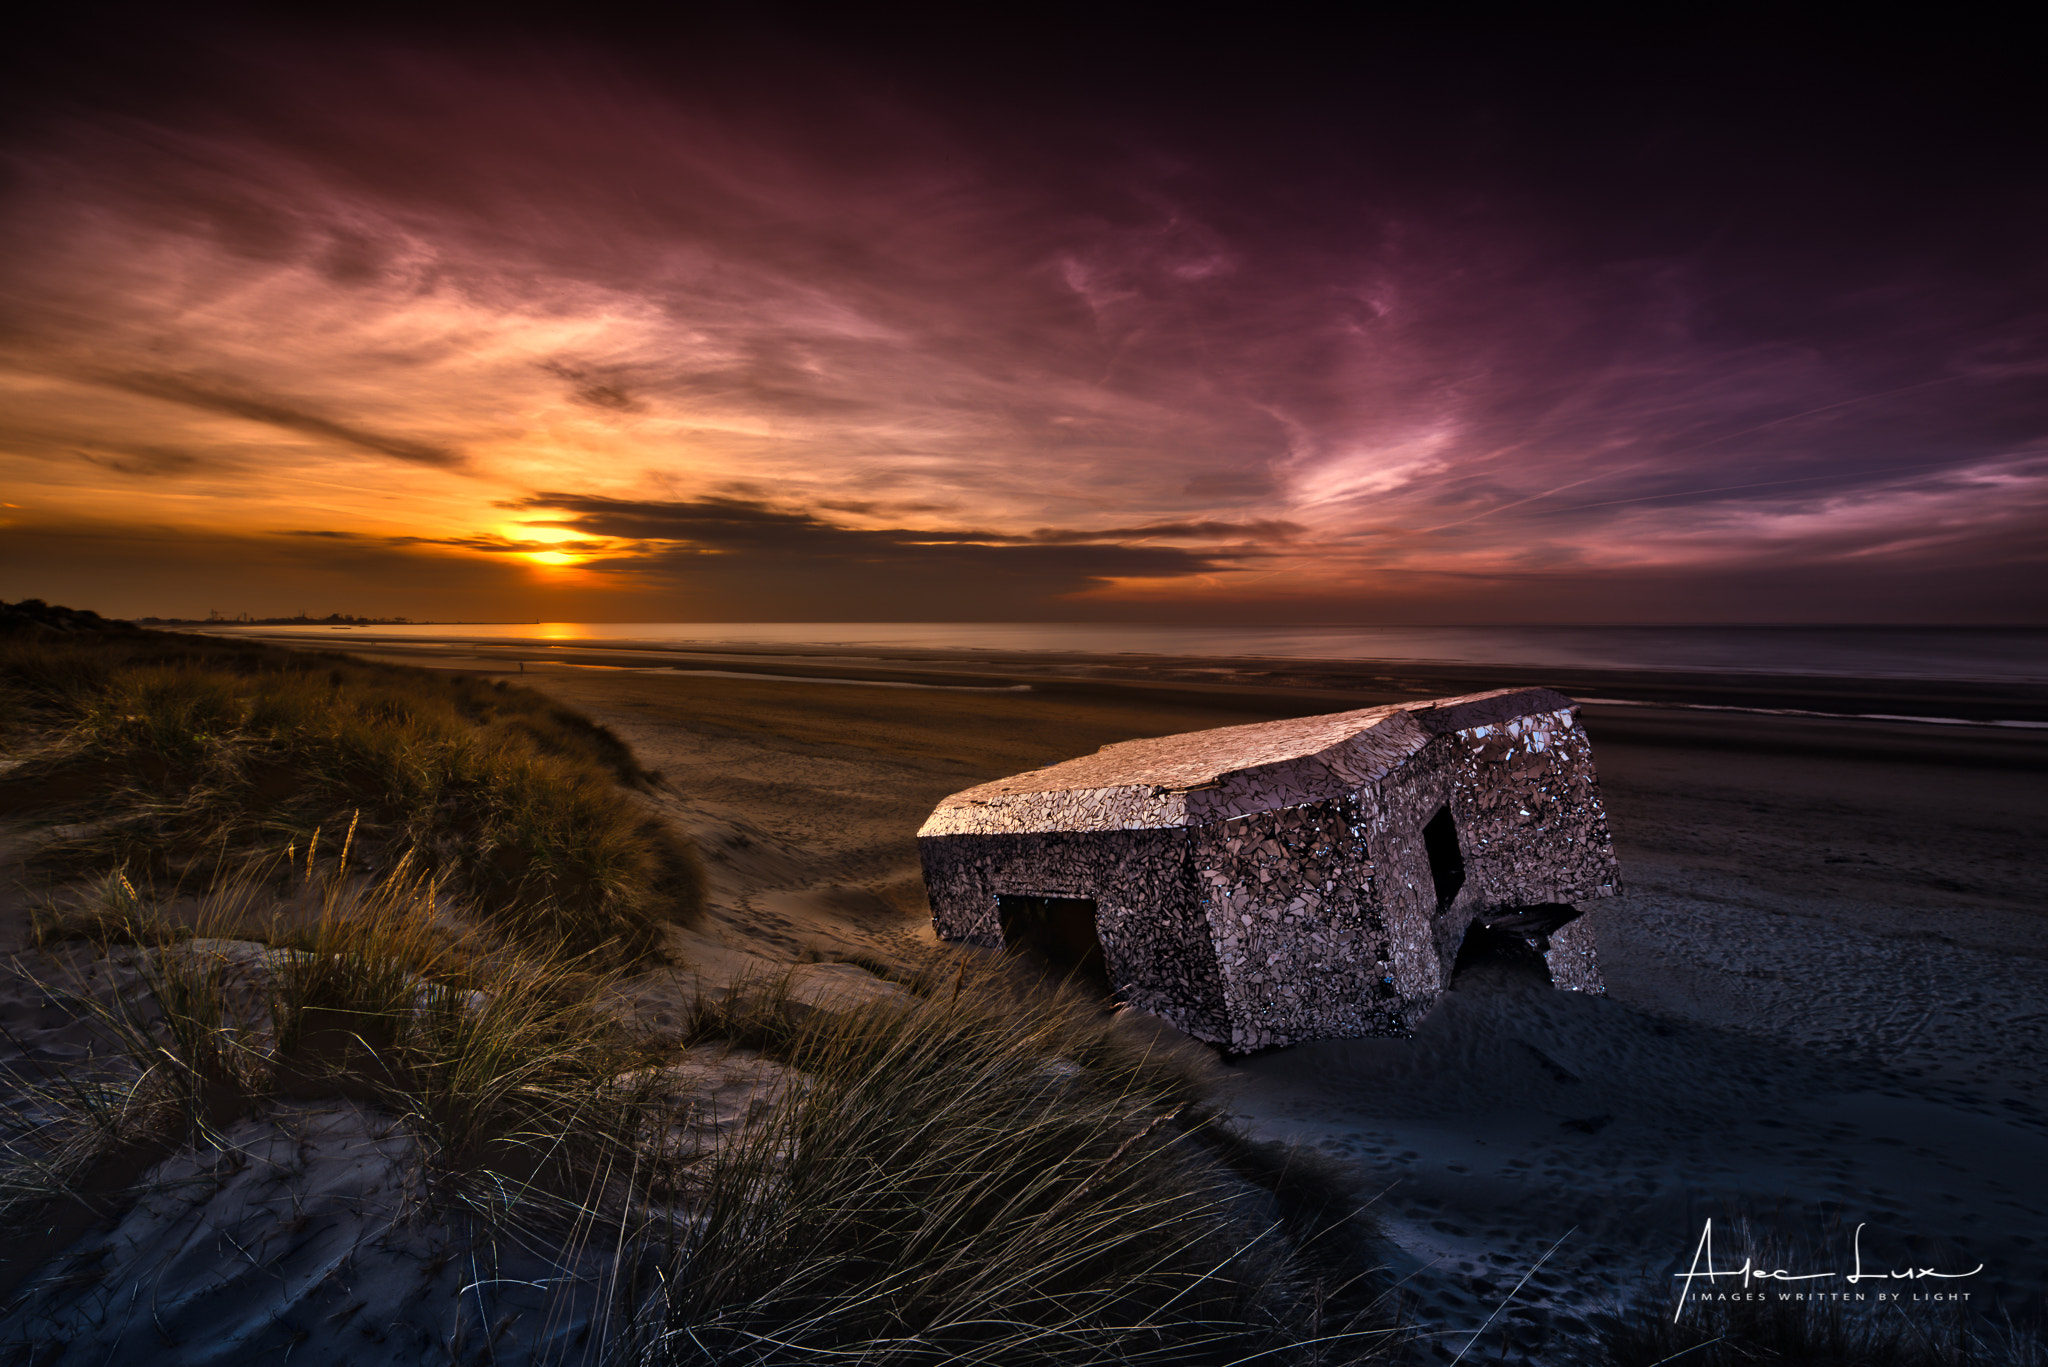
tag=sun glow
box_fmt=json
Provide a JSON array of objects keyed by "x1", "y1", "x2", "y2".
[
  {"x1": 503, "y1": 522, "x2": 600, "y2": 567},
  {"x1": 504, "y1": 523, "x2": 581, "y2": 544}
]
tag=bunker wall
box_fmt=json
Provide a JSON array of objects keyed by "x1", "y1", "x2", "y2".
[
  {"x1": 918, "y1": 827, "x2": 1232, "y2": 1042},
  {"x1": 1445, "y1": 708, "x2": 1618, "y2": 992},
  {"x1": 1189, "y1": 793, "x2": 1410, "y2": 1051},
  {"x1": 1360, "y1": 733, "x2": 1470, "y2": 1011}
]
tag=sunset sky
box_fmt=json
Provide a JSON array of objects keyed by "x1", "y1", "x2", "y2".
[{"x1": 2, "y1": 9, "x2": 2042, "y2": 623}]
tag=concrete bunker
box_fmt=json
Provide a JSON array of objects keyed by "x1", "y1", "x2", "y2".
[{"x1": 917, "y1": 687, "x2": 1622, "y2": 1051}]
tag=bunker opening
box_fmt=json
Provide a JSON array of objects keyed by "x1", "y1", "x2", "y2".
[
  {"x1": 1451, "y1": 902, "x2": 1582, "y2": 987},
  {"x1": 996, "y1": 894, "x2": 1109, "y2": 992},
  {"x1": 1423, "y1": 804, "x2": 1465, "y2": 911}
]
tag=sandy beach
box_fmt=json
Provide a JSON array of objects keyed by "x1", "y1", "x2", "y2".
[
  {"x1": 353, "y1": 637, "x2": 2048, "y2": 1354},
  {"x1": 5, "y1": 633, "x2": 2044, "y2": 1361}
]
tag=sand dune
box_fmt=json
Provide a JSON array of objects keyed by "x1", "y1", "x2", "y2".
[
  {"x1": 507, "y1": 664, "x2": 2048, "y2": 1359},
  {"x1": 4, "y1": 647, "x2": 2042, "y2": 1362}
]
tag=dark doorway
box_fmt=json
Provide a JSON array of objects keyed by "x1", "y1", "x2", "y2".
[
  {"x1": 1450, "y1": 903, "x2": 1580, "y2": 987},
  {"x1": 1423, "y1": 805, "x2": 1465, "y2": 912},
  {"x1": 1450, "y1": 921, "x2": 1553, "y2": 985},
  {"x1": 996, "y1": 894, "x2": 1108, "y2": 989}
]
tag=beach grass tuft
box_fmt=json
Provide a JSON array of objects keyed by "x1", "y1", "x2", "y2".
[
  {"x1": 1, "y1": 861, "x2": 657, "y2": 1252},
  {"x1": 0, "y1": 623, "x2": 703, "y2": 961},
  {"x1": 629, "y1": 959, "x2": 1406, "y2": 1365}
]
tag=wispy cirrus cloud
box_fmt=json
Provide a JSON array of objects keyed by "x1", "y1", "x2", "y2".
[
  {"x1": 96, "y1": 371, "x2": 464, "y2": 468},
  {"x1": 0, "y1": 15, "x2": 2040, "y2": 620}
]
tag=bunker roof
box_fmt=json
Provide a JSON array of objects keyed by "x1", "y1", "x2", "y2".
[{"x1": 919, "y1": 687, "x2": 1576, "y2": 838}]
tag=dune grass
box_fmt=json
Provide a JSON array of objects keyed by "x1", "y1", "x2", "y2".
[
  {"x1": 2, "y1": 869, "x2": 1408, "y2": 1365},
  {"x1": 11, "y1": 917, "x2": 2037, "y2": 1367},
  {"x1": 0, "y1": 860, "x2": 657, "y2": 1263},
  {"x1": 632, "y1": 960, "x2": 1405, "y2": 1366},
  {"x1": 0, "y1": 619, "x2": 702, "y2": 961}
]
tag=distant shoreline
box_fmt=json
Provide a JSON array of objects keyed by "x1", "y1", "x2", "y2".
[
  {"x1": 182, "y1": 625, "x2": 2048, "y2": 728},
  {"x1": 136, "y1": 617, "x2": 540, "y2": 627}
]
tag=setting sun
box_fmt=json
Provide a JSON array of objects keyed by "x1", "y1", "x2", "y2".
[{"x1": 504, "y1": 523, "x2": 599, "y2": 567}]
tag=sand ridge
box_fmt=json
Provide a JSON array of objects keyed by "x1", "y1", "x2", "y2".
[{"x1": 3, "y1": 649, "x2": 2042, "y2": 1362}]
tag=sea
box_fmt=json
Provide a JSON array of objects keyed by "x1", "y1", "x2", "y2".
[{"x1": 218, "y1": 623, "x2": 2048, "y2": 684}]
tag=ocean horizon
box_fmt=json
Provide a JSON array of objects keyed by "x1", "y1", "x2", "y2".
[{"x1": 206, "y1": 621, "x2": 2048, "y2": 684}]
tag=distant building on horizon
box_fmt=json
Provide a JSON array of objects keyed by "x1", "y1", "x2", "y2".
[{"x1": 917, "y1": 687, "x2": 1621, "y2": 1050}]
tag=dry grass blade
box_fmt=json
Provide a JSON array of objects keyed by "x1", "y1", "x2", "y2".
[{"x1": 625, "y1": 966, "x2": 1409, "y2": 1366}]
